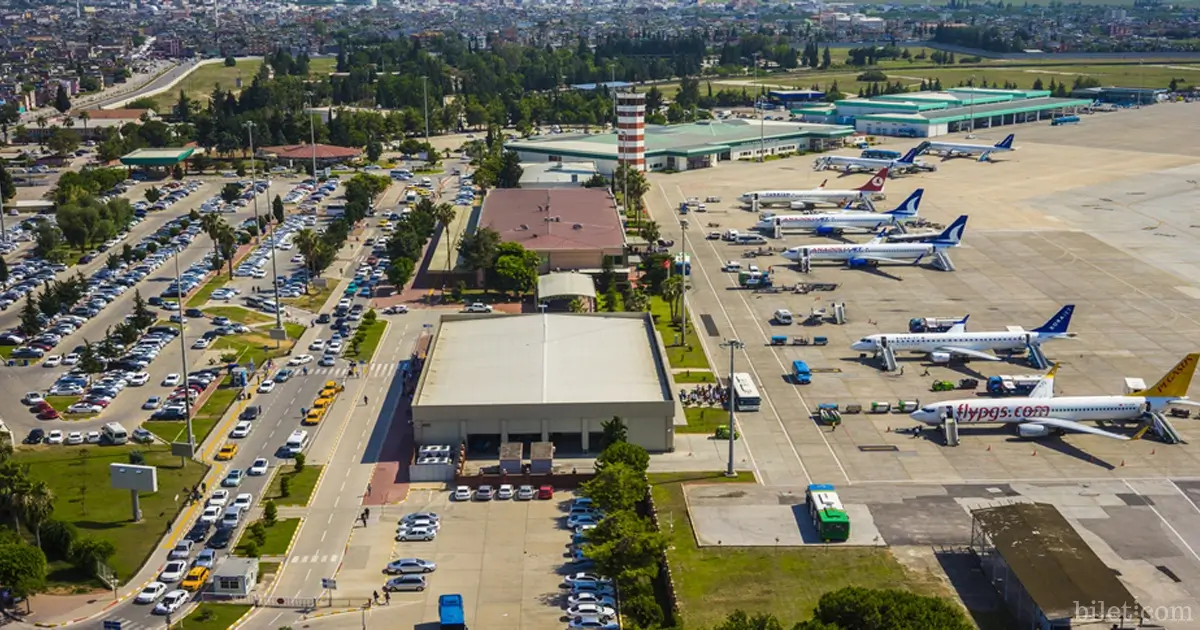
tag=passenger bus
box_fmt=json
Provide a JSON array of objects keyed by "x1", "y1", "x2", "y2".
[
  {"x1": 805, "y1": 483, "x2": 850, "y2": 542},
  {"x1": 730, "y1": 373, "x2": 761, "y2": 412}
]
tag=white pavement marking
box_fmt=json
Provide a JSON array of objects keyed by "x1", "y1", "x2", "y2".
[{"x1": 1123, "y1": 479, "x2": 1200, "y2": 565}]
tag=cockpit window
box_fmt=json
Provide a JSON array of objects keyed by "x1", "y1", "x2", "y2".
[{"x1": 921, "y1": 406, "x2": 935, "y2": 413}]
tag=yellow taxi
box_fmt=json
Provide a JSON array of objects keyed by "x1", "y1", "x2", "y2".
[
  {"x1": 216, "y1": 443, "x2": 238, "y2": 461},
  {"x1": 321, "y1": 381, "x2": 341, "y2": 397},
  {"x1": 181, "y1": 566, "x2": 210, "y2": 591},
  {"x1": 313, "y1": 396, "x2": 332, "y2": 411},
  {"x1": 303, "y1": 407, "x2": 325, "y2": 425}
]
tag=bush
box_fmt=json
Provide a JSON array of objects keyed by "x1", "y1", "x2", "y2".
[
  {"x1": 622, "y1": 592, "x2": 665, "y2": 629},
  {"x1": 280, "y1": 475, "x2": 291, "y2": 497},
  {"x1": 39, "y1": 519, "x2": 78, "y2": 561},
  {"x1": 264, "y1": 500, "x2": 278, "y2": 525},
  {"x1": 856, "y1": 69, "x2": 889, "y2": 82},
  {"x1": 241, "y1": 540, "x2": 260, "y2": 557},
  {"x1": 249, "y1": 522, "x2": 268, "y2": 546},
  {"x1": 293, "y1": 452, "x2": 306, "y2": 472},
  {"x1": 71, "y1": 537, "x2": 116, "y2": 577},
  {"x1": 128, "y1": 450, "x2": 145, "y2": 465}
]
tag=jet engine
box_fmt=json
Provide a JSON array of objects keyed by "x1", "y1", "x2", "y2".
[
  {"x1": 930, "y1": 351, "x2": 951, "y2": 364},
  {"x1": 815, "y1": 226, "x2": 840, "y2": 237},
  {"x1": 1017, "y1": 423, "x2": 1050, "y2": 438}
]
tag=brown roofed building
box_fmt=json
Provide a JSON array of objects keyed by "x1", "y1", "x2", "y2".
[
  {"x1": 258, "y1": 143, "x2": 363, "y2": 165},
  {"x1": 479, "y1": 188, "x2": 626, "y2": 274}
]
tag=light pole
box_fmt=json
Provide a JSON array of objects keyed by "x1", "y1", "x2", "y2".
[
  {"x1": 243, "y1": 120, "x2": 262, "y2": 243},
  {"x1": 265, "y1": 170, "x2": 283, "y2": 345},
  {"x1": 306, "y1": 92, "x2": 318, "y2": 181},
  {"x1": 174, "y1": 249, "x2": 195, "y2": 453},
  {"x1": 421, "y1": 75, "x2": 430, "y2": 141},
  {"x1": 754, "y1": 53, "x2": 765, "y2": 162},
  {"x1": 720, "y1": 339, "x2": 744, "y2": 477},
  {"x1": 968, "y1": 74, "x2": 976, "y2": 134}
]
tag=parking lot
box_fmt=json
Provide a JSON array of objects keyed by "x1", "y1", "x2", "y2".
[{"x1": 330, "y1": 488, "x2": 581, "y2": 630}]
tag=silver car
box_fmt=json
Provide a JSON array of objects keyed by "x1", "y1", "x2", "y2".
[
  {"x1": 384, "y1": 558, "x2": 437, "y2": 574},
  {"x1": 383, "y1": 574, "x2": 427, "y2": 592},
  {"x1": 396, "y1": 526, "x2": 437, "y2": 542}
]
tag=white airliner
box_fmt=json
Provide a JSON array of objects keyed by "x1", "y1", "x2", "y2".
[
  {"x1": 909, "y1": 354, "x2": 1200, "y2": 440},
  {"x1": 813, "y1": 146, "x2": 932, "y2": 174},
  {"x1": 780, "y1": 214, "x2": 966, "y2": 267},
  {"x1": 850, "y1": 305, "x2": 1074, "y2": 363},
  {"x1": 739, "y1": 168, "x2": 888, "y2": 208},
  {"x1": 754, "y1": 189, "x2": 923, "y2": 235},
  {"x1": 924, "y1": 133, "x2": 1016, "y2": 160}
]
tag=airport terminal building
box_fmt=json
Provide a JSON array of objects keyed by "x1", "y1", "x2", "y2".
[
  {"x1": 411, "y1": 313, "x2": 677, "y2": 454},
  {"x1": 507, "y1": 119, "x2": 854, "y2": 176},
  {"x1": 793, "y1": 88, "x2": 1094, "y2": 138}
]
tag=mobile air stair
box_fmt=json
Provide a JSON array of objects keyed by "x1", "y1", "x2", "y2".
[
  {"x1": 1026, "y1": 342, "x2": 1051, "y2": 370},
  {"x1": 877, "y1": 337, "x2": 899, "y2": 372},
  {"x1": 943, "y1": 414, "x2": 960, "y2": 447},
  {"x1": 932, "y1": 251, "x2": 956, "y2": 272},
  {"x1": 1143, "y1": 411, "x2": 1185, "y2": 445}
]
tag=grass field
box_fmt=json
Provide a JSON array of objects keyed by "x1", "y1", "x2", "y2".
[
  {"x1": 151, "y1": 59, "x2": 265, "y2": 112},
  {"x1": 681, "y1": 407, "x2": 730, "y2": 434},
  {"x1": 648, "y1": 296, "x2": 710, "y2": 370},
  {"x1": 347, "y1": 319, "x2": 387, "y2": 362},
  {"x1": 172, "y1": 603, "x2": 252, "y2": 630},
  {"x1": 185, "y1": 275, "x2": 228, "y2": 308},
  {"x1": 267, "y1": 465, "x2": 322, "y2": 507},
  {"x1": 283, "y1": 285, "x2": 335, "y2": 312},
  {"x1": 674, "y1": 370, "x2": 717, "y2": 384},
  {"x1": 236, "y1": 517, "x2": 300, "y2": 557},
  {"x1": 145, "y1": 416, "x2": 219, "y2": 446},
  {"x1": 308, "y1": 57, "x2": 337, "y2": 75},
  {"x1": 16, "y1": 446, "x2": 207, "y2": 583},
  {"x1": 193, "y1": 379, "x2": 239, "y2": 425},
  {"x1": 650, "y1": 471, "x2": 950, "y2": 628},
  {"x1": 214, "y1": 327, "x2": 299, "y2": 368},
  {"x1": 204, "y1": 305, "x2": 273, "y2": 325}
]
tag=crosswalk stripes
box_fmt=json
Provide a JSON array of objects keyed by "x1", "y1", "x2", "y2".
[
  {"x1": 288, "y1": 553, "x2": 341, "y2": 564},
  {"x1": 95, "y1": 613, "x2": 155, "y2": 630},
  {"x1": 304, "y1": 363, "x2": 395, "y2": 378}
]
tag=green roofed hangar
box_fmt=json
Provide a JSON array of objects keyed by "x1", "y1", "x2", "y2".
[{"x1": 119, "y1": 147, "x2": 196, "y2": 168}]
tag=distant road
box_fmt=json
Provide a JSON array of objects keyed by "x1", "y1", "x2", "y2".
[{"x1": 88, "y1": 59, "x2": 201, "y2": 110}]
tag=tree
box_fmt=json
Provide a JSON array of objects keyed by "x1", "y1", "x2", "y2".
[
  {"x1": 0, "y1": 543, "x2": 47, "y2": 603},
  {"x1": 70, "y1": 537, "x2": 116, "y2": 577},
  {"x1": 386, "y1": 256, "x2": 415, "y2": 289},
  {"x1": 131, "y1": 289, "x2": 154, "y2": 329},
  {"x1": 272, "y1": 195, "x2": 285, "y2": 223},
  {"x1": 220, "y1": 183, "x2": 242, "y2": 204},
  {"x1": 145, "y1": 186, "x2": 162, "y2": 203},
  {"x1": 38, "y1": 519, "x2": 77, "y2": 561},
  {"x1": 795, "y1": 586, "x2": 973, "y2": 630},
  {"x1": 172, "y1": 164, "x2": 184, "y2": 180},
  {"x1": 224, "y1": 55, "x2": 237, "y2": 67},
  {"x1": 579, "y1": 463, "x2": 647, "y2": 513},
  {"x1": 294, "y1": 452, "x2": 306, "y2": 472},
  {"x1": 0, "y1": 256, "x2": 8, "y2": 288},
  {"x1": 585, "y1": 509, "x2": 667, "y2": 583},
  {"x1": 595, "y1": 441, "x2": 649, "y2": 474},
  {"x1": 22, "y1": 481, "x2": 54, "y2": 549},
  {"x1": 662, "y1": 274, "x2": 685, "y2": 324},
  {"x1": 496, "y1": 150, "x2": 523, "y2": 188},
  {"x1": 434, "y1": 203, "x2": 457, "y2": 280},
  {"x1": 822, "y1": 46, "x2": 833, "y2": 70},
  {"x1": 490, "y1": 241, "x2": 540, "y2": 297},
  {"x1": 457, "y1": 226, "x2": 501, "y2": 279},
  {"x1": 638, "y1": 221, "x2": 660, "y2": 245},
  {"x1": 78, "y1": 339, "x2": 105, "y2": 375},
  {"x1": 366, "y1": 139, "x2": 383, "y2": 163},
  {"x1": 54, "y1": 86, "x2": 71, "y2": 113},
  {"x1": 599, "y1": 416, "x2": 627, "y2": 449},
  {"x1": 17, "y1": 294, "x2": 41, "y2": 337},
  {"x1": 0, "y1": 163, "x2": 16, "y2": 209},
  {"x1": 46, "y1": 128, "x2": 81, "y2": 157},
  {"x1": 294, "y1": 228, "x2": 322, "y2": 284},
  {"x1": 279, "y1": 475, "x2": 291, "y2": 498}
]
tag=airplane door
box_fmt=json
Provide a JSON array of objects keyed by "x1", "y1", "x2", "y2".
[{"x1": 880, "y1": 336, "x2": 888, "y2": 349}]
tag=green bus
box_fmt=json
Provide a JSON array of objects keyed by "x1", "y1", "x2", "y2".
[{"x1": 805, "y1": 483, "x2": 851, "y2": 542}]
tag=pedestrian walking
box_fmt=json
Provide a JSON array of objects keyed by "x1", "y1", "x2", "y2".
[
  {"x1": 367, "y1": 483, "x2": 372, "y2": 496},
  {"x1": 373, "y1": 590, "x2": 380, "y2": 604},
  {"x1": 384, "y1": 591, "x2": 390, "y2": 605}
]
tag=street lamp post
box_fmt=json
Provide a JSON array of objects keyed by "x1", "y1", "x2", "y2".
[
  {"x1": 265, "y1": 171, "x2": 283, "y2": 345},
  {"x1": 243, "y1": 121, "x2": 262, "y2": 243},
  {"x1": 421, "y1": 76, "x2": 430, "y2": 141},
  {"x1": 306, "y1": 92, "x2": 318, "y2": 181},
  {"x1": 174, "y1": 249, "x2": 195, "y2": 453},
  {"x1": 720, "y1": 339, "x2": 745, "y2": 477}
]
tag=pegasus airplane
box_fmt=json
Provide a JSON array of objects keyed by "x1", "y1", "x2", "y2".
[
  {"x1": 925, "y1": 134, "x2": 1016, "y2": 161},
  {"x1": 739, "y1": 168, "x2": 889, "y2": 208},
  {"x1": 814, "y1": 146, "x2": 930, "y2": 174},
  {"x1": 781, "y1": 214, "x2": 966, "y2": 268},
  {"x1": 850, "y1": 305, "x2": 1075, "y2": 363},
  {"x1": 909, "y1": 354, "x2": 1200, "y2": 440},
  {"x1": 754, "y1": 189, "x2": 924, "y2": 236}
]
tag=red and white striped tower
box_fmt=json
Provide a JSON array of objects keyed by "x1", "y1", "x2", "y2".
[{"x1": 616, "y1": 92, "x2": 646, "y2": 172}]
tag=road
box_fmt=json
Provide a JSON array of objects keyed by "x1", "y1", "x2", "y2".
[{"x1": 86, "y1": 178, "x2": 434, "y2": 630}]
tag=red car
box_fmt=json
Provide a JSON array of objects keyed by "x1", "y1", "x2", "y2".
[
  {"x1": 538, "y1": 485, "x2": 554, "y2": 500},
  {"x1": 37, "y1": 409, "x2": 60, "y2": 420},
  {"x1": 31, "y1": 401, "x2": 52, "y2": 413}
]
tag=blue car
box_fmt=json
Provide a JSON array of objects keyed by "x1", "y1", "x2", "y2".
[{"x1": 221, "y1": 469, "x2": 243, "y2": 488}]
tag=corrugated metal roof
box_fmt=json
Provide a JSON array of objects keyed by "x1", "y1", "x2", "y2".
[{"x1": 919, "y1": 97, "x2": 1093, "y2": 122}]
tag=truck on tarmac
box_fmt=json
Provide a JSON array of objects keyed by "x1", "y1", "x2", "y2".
[
  {"x1": 908, "y1": 316, "x2": 967, "y2": 333},
  {"x1": 439, "y1": 594, "x2": 466, "y2": 629},
  {"x1": 986, "y1": 374, "x2": 1045, "y2": 396}
]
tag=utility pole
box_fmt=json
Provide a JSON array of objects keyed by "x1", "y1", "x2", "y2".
[
  {"x1": 266, "y1": 169, "x2": 283, "y2": 346},
  {"x1": 720, "y1": 339, "x2": 745, "y2": 477},
  {"x1": 754, "y1": 52, "x2": 765, "y2": 162},
  {"x1": 306, "y1": 92, "x2": 318, "y2": 181},
  {"x1": 679, "y1": 222, "x2": 689, "y2": 348},
  {"x1": 968, "y1": 74, "x2": 976, "y2": 134},
  {"x1": 174, "y1": 250, "x2": 194, "y2": 455},
  {"x1": 421, "y1": 76, "x2": 430, "y2": 141},
  {"x1": 243, "y1": 121, "x2": 261, "y2": 243}
]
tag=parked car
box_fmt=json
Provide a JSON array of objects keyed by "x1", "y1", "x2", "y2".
[
  {"x1": 383, "y1": 575, "x2": 427, "y2": 592},
  {"x1": 384, "y1": 558, "x2": 437, "y2": 574}
]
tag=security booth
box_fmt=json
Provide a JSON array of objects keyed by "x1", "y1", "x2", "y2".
[{"x1": 211, "y1": 557, "x2": 258, "y2": 597}]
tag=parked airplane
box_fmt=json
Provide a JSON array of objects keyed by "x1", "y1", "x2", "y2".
[
  {"x1": 780, "y1": 214, "x2": 966, "y2": 267},
  {"x1": 924, "y1": 133, "x2": 1016, "y2": 160},
  {"x1": 813, "y1": 146, "x2": 933, "y2": 174},
  {"x1": 739, "y1": 168, "x2": 889, "y2": 208},
  {"x1": 850, "y1": 305, "x2": 1075, "y2": 363},
  {"x1": 908, "y1": 354, "x2": 1200, "y2": 440},
  {"x1": 753, "y1": 189, "x2": 924, "y2": 235}
]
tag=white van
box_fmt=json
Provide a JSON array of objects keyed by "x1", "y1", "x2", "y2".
[
  {"x1": 284, "y1": 430, "x2": 309, "y2": 457},
  {"x1": 723, "y1": 229, "x2": 739, "y2": 241},
  {"x1": 220, "y1": 507, "x2": 241, "y2": 530},
  {"x1": 420, "y1": 177, "x2": 432, "y2": 188},
  {"x1": 101, "y1": 422, "x2": 128, "y2": 445},
  {"x1": 736, "y1": 234, "x2": 768, "y2": 245},
  {"x1": 404, "y1": 191, "x2": 418, "y2": 204},
  {"x1": 773, "y1": 309, "x2": 794, "y2": 325}
]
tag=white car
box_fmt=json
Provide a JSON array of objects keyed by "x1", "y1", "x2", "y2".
[
  {"x1": 192, "y1": 338, "x2": 211, "y2": 349},
  {"x1": 45, "y1": 430, "x2": 64, "y2": 444},
  {"x1": 65, "y1": 431, "x2": 85, "y2": 445},
  {"x1": 233, "y1": 493, "x2": 253, "y2": 512},
  {"x1": 43, "y1": 355, "x2": 61, "y2": 367},
  {"x1": 200, "y1": 505, "x2": 221, "y2": 524},
  {"x1": 497, "y1": 484, "x2": 514, "y2": 500},
  {"x1": 319, "y1": 355, "x2": 337, "y2": 367},
  {"x1": 288, "y1": 354, "x2": 313, "y2": 365},
  {"x1": 62, "y1": 353, "x2": 80, "y2": 365},
  {"x1": 567, "y1": 592, "x2": 618, "y2": 608},
  {"x1": 143, "y1": 396, "x2": 163, "y2": 410},
  {"x1": 563, "y1": 573, "x2": 612, "y2": 586},
  {"x1": 516, "y1": 485, "x2": 535, "y2": 500},
  {"x1": 567, "y1": 604, "x2": 617, "y2": 618},
  {"x1": 135, "y1": 581, "x2": 167, "y2": 604},
  {"x1": 86, "y1": 431, "x2": 101, "y2": 444},
  {"x1": 308, "y1": 339, "x2": 325, "y2": 351},
  {"x1": 248, "y1": 458, "x2": 269, "y2": 476},
  {"x1": 159, "y1": 560, "x2": 188, "y2": 582},
  {"x1": 67, "y1": 403, "x2": 101, "y2": 415},
  {"x1": 129, "y1": 371, "x2": 150, "y2": 386},
  {"x1": 397, "y1": 518, "x2": 439, "y2": 532},
  {"x1": 453, "y1": 486, "x2": 471, "y2": 501},
  {"x1": 162, "y1": 373, "x2": 181, "y2": 386},
  {"x1": 396, "y1": 526, "x2": 437, "y2": 542},
  {"x1": 325, "y1": 340, "x2": 343, "y2": 354},
  {"x1": 153, "y1": 589, "x2": 189, "y2": 615},
  {"x1": 230, "y1": 421, "x2": 252, "y2": 438},
  {"x1": 207, "y1": 489, "x2": 230, "y2": 507},
  {"x1": 257, "y1": 380, "x2": 275, "y2": 393}
]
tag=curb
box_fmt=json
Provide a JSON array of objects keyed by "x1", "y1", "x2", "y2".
[
  {"x1": 226, "y1": 602, "x2": 258, "y2": 630},
  {"x1": 303, "y1": 608, "x2": 361, "y2": 620},
  {"x1": 281, "y1": 516, "x2": 305, "y2": 557}
]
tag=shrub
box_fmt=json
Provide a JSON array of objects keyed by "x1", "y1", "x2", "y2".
[
  {"x1": 39, "y1": 519, "x2": 78, "y2": 561},
  {"x1": 128, "y1": 450, "x2": 145, "y2": 465},
  {"x1": 622, "y1": 592, "x2": 665, "y2": 629},
  {"x1": 293, "y1": 452, "x2": 306, "y2": 472},
  {"x1": 241, "y1": 540, "x2": 260, "y2": 557},
  {"x1": 264, "y1": 500, "x2": 278, "y2": 525},
  {"x1": 280, "y1": 476, "x2": 291, "y2": 497}
]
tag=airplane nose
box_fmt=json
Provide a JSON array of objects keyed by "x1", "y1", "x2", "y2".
[
  {"x1": 908, "y1": 410, "x2": 938, "y2": 425},
  {"x1": 850, "y1": 341, "x2": 871, "y2": 351}
]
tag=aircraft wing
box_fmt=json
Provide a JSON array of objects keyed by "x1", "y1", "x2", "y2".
[
  {"x1": 1023, "y1": 417, "x2": 1130, "y2": 441},
  {"x1": 848, "y1": 253, "x2": 916, "y2": 265},
  {"x1": 934, "y1": 346, "x2": 1002, "y2": 361}
]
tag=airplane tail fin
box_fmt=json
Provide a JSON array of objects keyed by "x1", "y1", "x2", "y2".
[
  {"x1": 898, "y1": 147, "x2": 920, "y2": 164},
  {"x1": 1031, "y1": 305, "x2": 1074, "y2": 335},
  {"x1": 931, "y1": 215, "x2": 968, "y2": 246},
  {"x1": 1129, "y1": 354, "x2": 1200, "y2": 399},
  {"x1": 856, "y1": 168, "x2": 888, "y2": 192},
  {"x1": 995, "y1": 134, "x2": 1016, "y2": 150},
  {"x1": 869, "y1": 228, "x2": 888, "y2": 244},
  {"x1": 884, "y1": 189, "x2": 923, "y2": 217}
]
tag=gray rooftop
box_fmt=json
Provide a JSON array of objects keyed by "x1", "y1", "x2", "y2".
[{"x1": 416, "y1": 313, "x2": 669, "y2": 407}]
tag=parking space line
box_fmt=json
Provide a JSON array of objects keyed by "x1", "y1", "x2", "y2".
[{"x1": 1124, "y1": 479, "x2": 1200, "y2": 564}]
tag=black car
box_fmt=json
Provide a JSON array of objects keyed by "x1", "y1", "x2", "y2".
[
  {"x1": 316, "y1": 313, "x2": 331, "y2": 324},
  {"x1": 23, "y1": 429, "x2": 44, "y2": 444},
  {"x1": 207, "y1": 527, "x2": 232, "y2": 549},
  {"x1": 185, "y1": 521, "x2": 211, "y2": 543},
  {"x1": 12, "y1": 347, "x2": 44, "y2": 359},
  {"x1": 239, "y1": 406, "x2": 261, "y2": 421},
  {"x1": 185, "y1": 308, "x2": 205, "y2": 318}
]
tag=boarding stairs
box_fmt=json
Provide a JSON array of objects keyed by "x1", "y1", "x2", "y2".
[
  {"x1": 1026, "y1": 342, "x2": 1050, "y2": 370},
  {"x1": 1143, "y1": 411, "x2": 1185, "y2": 445},
  {"x1": 932, "y1": 251, "x2": 956, "y2": 272},
  {"x1": 831, "y1": 302, "x2": 846, "y2": 325},
  {"x1": 879, "y1": 345, "x2": 898, "y2": 373},
  {"x1": 943, "y1": 413, "x2": 960, "y2": 447},
  {"x1": 798, "y1": 251, "x2": 812, "y2": 274}
]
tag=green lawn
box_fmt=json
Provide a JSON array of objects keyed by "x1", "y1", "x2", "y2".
[
  {"x1": 259, "y1": 560, "x2": 281, "y2": 577},
  {"x1": 266, "y1": 466, "x2": 322, "y2": 507},
  {"x1": 204, "y1": 305, "x2": 272, "y2": 325},
  {"x1": 145, "y1": 416, "x2": 218, "y2": 446},
  {"x1": 283, "y1": 285, "x2": 335, "y2": 312},
  {"x1": 214, "y1": 327, "x2": 299, "y2": 368},
  {"x1": 44, "y1": 395, "x2": 80, "y2": 413},
  {"x1": 150, "y1": 59, "x2": 265, "y2": 111},
  {"x1": 650, "y1": 472, "x2": 948, "y2": 628},
  {"x1": 193, "y1": 379, "x2": 239, "y2": 424},
  {"x1": 648, "y1": 296, "x2": 710, "y2": 370},
  {"x1": 236, "y1": 517, "x2": 300, "y2": 557},
  {"x1": 346, "y1": 319, "x2": 387, "y2": 363},
  {"x1": 185, "y1": 275, "x2": 228, "y2": 308},
  {"x1": 673, "y1": 370, "x2": 717, "y2": 384},
  {"x1": 308, "y1": 57, "x2": 337, "y2": 75},
  {"x1": 0, "y1": 346, "x2": 14, "y2": 359},
  {"x1": 681, "y1": 407, "x2": 731, "y2": 434},
  {"x1": 16, "y1": 446, "x2": 208, "y2": 582},
  {"x1": 171, "y1": 603, "x2": 252, "y2": 630}
]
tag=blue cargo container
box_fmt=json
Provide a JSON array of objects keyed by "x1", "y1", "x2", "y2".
[
  {"x1": 1051, "y1": 115, "x2": 1080, "y2": 126},
  {"x1": 439, "y1": 593, "x2": 466, "y2": 629}
]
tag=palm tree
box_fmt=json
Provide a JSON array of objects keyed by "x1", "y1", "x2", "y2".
[
  {"x1": 294, "y1": 228, "x2": 320, "y2": 289},
  {"x1": 63, "y1": 115, "x2": 75, "y2": 131},
  {"x1": 22, "y1": 481, "x2": 53, "y2": 549},
  {"x1": 34, "y1": 114, "x2": 47, "y2": 148},
  {"x1": 662, "y1": 275, "x2": 684, "y2": 327},
  {"x1": 200, "y1": 214, "x2": 226, "y2": 270},
  {"x1": 434, "y1": 203, "x2": 457, "y2": 286},
  {"x1": 79, "y1": 110, "x2": 90, "y2": 137},
  {"x1": 0, "y1": 465, "x2": 31, "y2": 532},
  {"x1": 217, "y1": 224, "x2": 237, "y2": 278}
]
